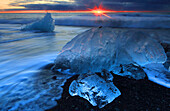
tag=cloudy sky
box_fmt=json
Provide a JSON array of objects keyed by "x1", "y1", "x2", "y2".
[{"x1": 0, "y1": 0, "x2": 170, "y2": 11}]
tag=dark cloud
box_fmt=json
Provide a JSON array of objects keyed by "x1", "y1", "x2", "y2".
[
  {"x1": 8, "y1": 0, "x2": 170, "y2": 11},
  {"x1": 75, "y1": 0, "x2": 170, "y2": 11},
  {"x1": 22, "y1": 4, "x2": 87, "y2": 10}
]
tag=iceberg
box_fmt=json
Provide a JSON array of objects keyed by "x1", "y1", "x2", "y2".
[
  {"x1": 21, "y1": 13, "x2": 55, "y2": 32},
  {"x1": 69, "y1": 72, "x2": 121, "y2": 108},
  {"x1": 53, "y1": 27, "x2": 167, "y2": 79}
]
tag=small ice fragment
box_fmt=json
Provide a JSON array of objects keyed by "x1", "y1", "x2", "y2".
[
  {"x1": 21, "y1": 13, "x2": 55, "y2": 32},
  {"x1": 69, "y1": 73, "x2": 121, "y2": 108},
  {"x1": 115, "y1": 64, "x2": 146, "y2": 80},
  {"x1": 143, "y1": 63, "x2": 170, "y2": 88}
]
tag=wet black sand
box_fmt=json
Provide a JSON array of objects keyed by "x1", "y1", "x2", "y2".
[{"x1": 47, "y1": 73, "x2": 169, "y2": 111}]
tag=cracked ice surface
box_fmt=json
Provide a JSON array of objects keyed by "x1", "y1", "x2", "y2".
[
  {"x1": 69, "y1": 73, "x2": 121, "y2": 108},
  {"x1": 21, "y1": 13, "x2": 55, "y2": 32},
  {"x1": 53, "y1": 27, "x2": 167, "y2": 76}
]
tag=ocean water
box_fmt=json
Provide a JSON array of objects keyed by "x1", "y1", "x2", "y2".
[
  {"x1": 0, "y1": 15, "x2": 89, "y2": 110},
  {"x1": 0, "y1": 13, "x2": 169, "y2": 110},
  {"x1": 0, "y1": 13, "x2": 170, "y2": 28}
]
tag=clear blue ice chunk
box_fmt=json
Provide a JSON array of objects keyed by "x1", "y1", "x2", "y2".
[
  {"x1": 54, "y1": 27, "x2": 167, "y2": 80},
  {"x1": 143, "y1": 63, "x2": 170, "y2": 88},
  {"x1": 69, "y1": 73, "x2": 121, "y2": 108},
  {"x1": 21, "y1": 13, "x2": 55, "y2": 32}
]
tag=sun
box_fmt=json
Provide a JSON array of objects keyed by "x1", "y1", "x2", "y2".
[
  {"x1": 90, "y1": 5, "x2": 111, "y2": 18},
  {"x1": 92, "y1": 9, "x2": 104, "y2": 16}
]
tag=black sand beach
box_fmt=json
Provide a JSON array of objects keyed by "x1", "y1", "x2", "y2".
[
  {"x1": 46, "y1": 39, "x2": 170, "y2": 111},
  {"x1": 48, "y1": 73, "x2": 169, "y2": 111}
]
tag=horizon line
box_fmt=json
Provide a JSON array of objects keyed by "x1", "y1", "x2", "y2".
[{"x1": 0, "y1": 10, "x2": 169, "y2": 14}]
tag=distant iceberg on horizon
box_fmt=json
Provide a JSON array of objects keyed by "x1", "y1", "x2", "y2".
[{"x1": 21, "y1": 13, "x2": 55, "y2": 32}]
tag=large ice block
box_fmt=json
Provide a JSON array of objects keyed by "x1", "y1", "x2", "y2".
[
  {"x1": 21, "y1": 13, "x2": 55, "y2": 32},
  {"x1": 53, "y1": 27, "x2": 167, "y2": 78}
]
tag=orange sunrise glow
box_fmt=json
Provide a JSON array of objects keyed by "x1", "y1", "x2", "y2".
[
  {"x1": 90, "y1": 6, "x2": 112, "y2": 18},
  {"x1": 0, "y1": 2, "x2": 169, "y2": 14},
  {"x1": 0, "y1": 0, "x2": 169, "y2": 14},
  {"x1": 0, "y1": 10, "x2": 169, "y2": 14}
]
